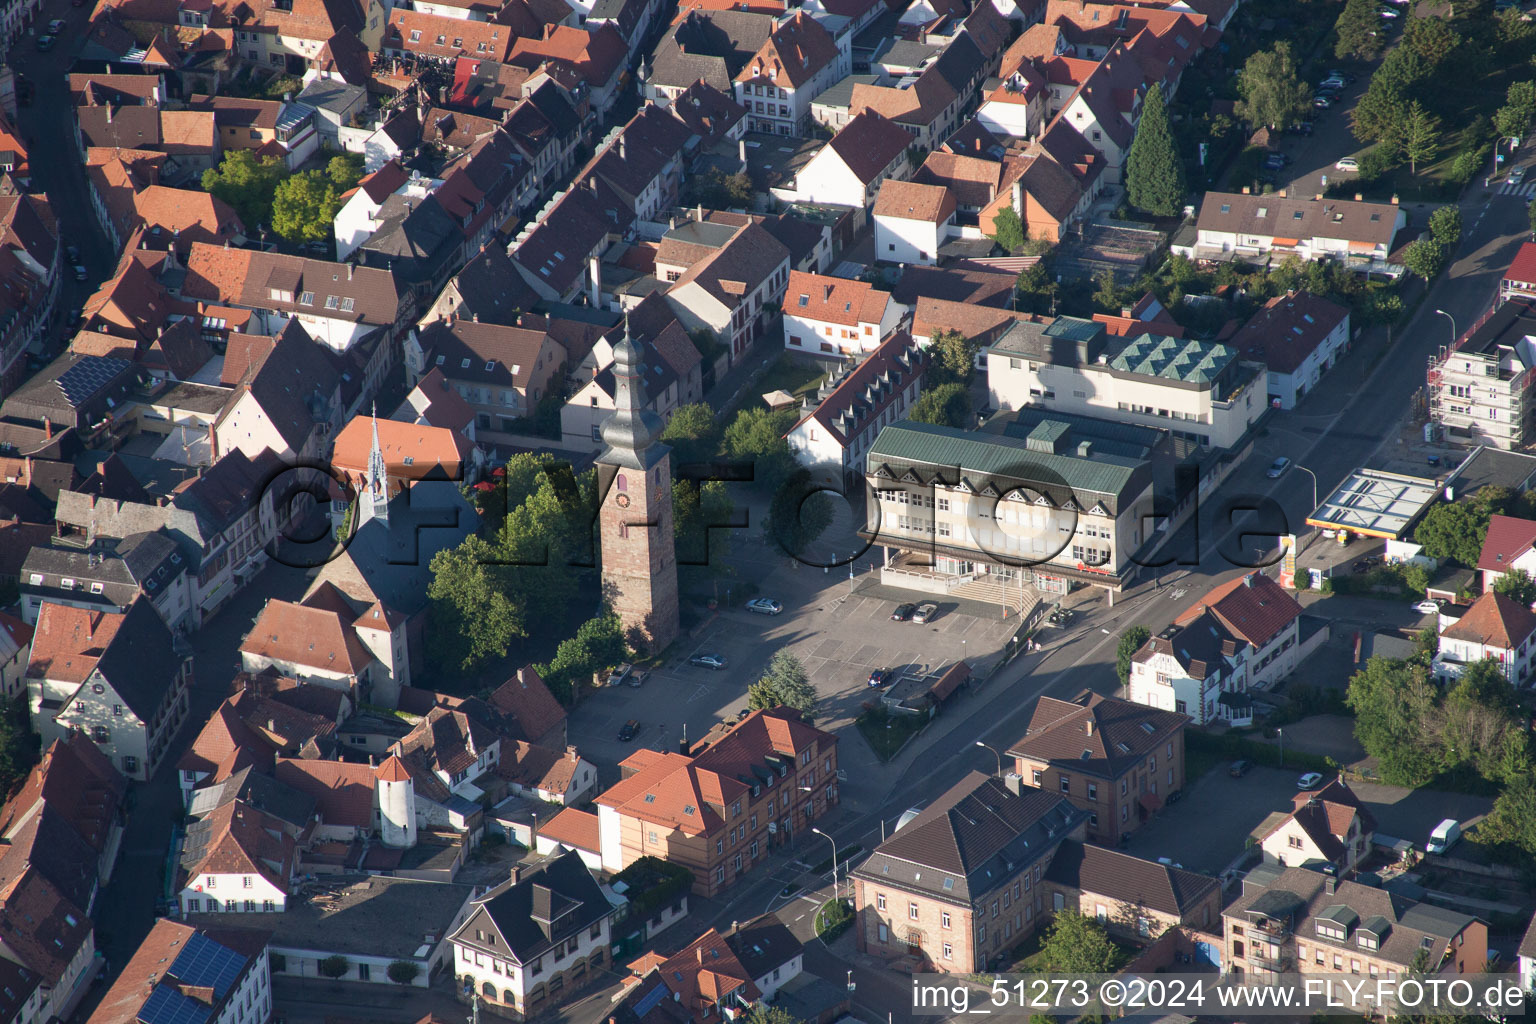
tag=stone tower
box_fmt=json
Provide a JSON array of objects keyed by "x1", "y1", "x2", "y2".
[
  {"x1": 377, "y1": 754, "x2": 417, "y2": 849},
  {"x1": 595, "y1": 319, "x2": 679, "y2": 655}
]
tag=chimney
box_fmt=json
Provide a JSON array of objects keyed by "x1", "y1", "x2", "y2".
[
  {"x1": 347, "y1": 263, "x2": 354, "y2": 281},
  {"x1": 1085, "y1": 718, "x2": 1094, "y2": 735},
  {"x1": 696, "y1": 947, "x2": 705, "y2": 964},
  {"x1": 42, "y1": 417, "x2": 51, "y2": 439},
  {"x1": 1325, "y1": 876, "x2": 1337, "y2": 895},
  {"x1": 1354, "y1": 193, "x2": 1363, "y2": 202},
  {"x1": 739, "y1": 138, "x2": 747, "y2": 165},
  {"x1": 510, "y1": 865, "x2": 522, "y2": 885},
  {"x1": 566, "y1": 745, "x2": 578, "y2": 762},
  {"x1": 106, "y1": 105, "x2": 113, "y2": 124},
  {"x1": 1277, "y1": 189, "x2": 1287, "y2": 198},
  {"x1": 618, "y1": 135, "x2": 626, "y2": 160},
  {"x1": 1391, "y1": 194, "x2": 1400, "y2": 205},
  {"x1": 1003, "y1": 772, "x2": 1022, "y2": 796},
  {"x1": 1241, "y1": 186, "x2": 1250, "y2": 195}
]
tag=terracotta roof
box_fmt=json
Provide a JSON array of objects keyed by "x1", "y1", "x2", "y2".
[
  {"x1": 486, "y1": 665, "x2": 567, "y2": 745},
  {"x1": 873, "y1": 180, "x2": 956, "y2": 224},
  {"x1": 0, "y1": 868, "x2": 91, "y2": 983},
  {"x1": 668, "y1": 221, "x2": 788, "y2": 310},
  {"x1": 1230, "y1": 292, "x2": 1350, "y2": 375},
  {"x1": 911, "y1": 295, "x2": 1028, "y2": 343},
  {"x1": 785, "y1": 270, "x2": 892, "y2": 328},
  {"x1": 273, "y1": 758, "x2": 377, "y2": 829},
  {"x1": 1504, "y1": 241, "x2": 1536, "y2": 287},
  {"x1": 537, "y1": 806, "x2": 600, "y2": 852},
  {"x1": 1258, "y1": 777, "x2": 1377, "y2": 864},
  {"x1": 178, "y1": 699, "x2": 272, "y2": 779},
  {"x1": 790, "y1": 331, "x2": 927, "y2": 447},
  {"x1": 240, "y1": 598, "x2": 374, "y2": 676},
  {"x1": 849, "y1": 70, "x2": 956, "y2": 130},
  {"x1": 414, "y1": 319, "x2": 564, "y2": 390},
  {"x1": 735, "y1": 11, "x2": 838, "y2": 89},
  {"x1": 180, "y1": 799, "x2": 296, "y2": 889},
  {"x1": 823, "y1": 109, "x2": 912, "y2": 186},
  {"x1": 1173, "y1": 571, "x2": 1302, "y2": 650},
  {"x1": 0, "y1": 733, "x2": 125, "y2": 855},
  {"x1": 395, "y1": 367, "x2": 476, "y2": 434},
  {"x1": 915, "y1": 151, "x2": 1001, "y2": 208},
  {"x1": 385, "y1": 8, "x2": 515, "y2": 61},
  {"x1": 1476, "y1": 514, "x2": 1536, "y2": 574},
  {"x1": 1043, "y1": 840, "x2": 1218, "y2": 917},
  {"x1": 85, "y1": 920, "x2": 266, "y2": 1024},
  {"x1": 394, "y1": 705, "x2": 499, "y2": 777},
  {"x1": 332, "y1": 414, "x2": 465, "y2": 486},
  {"x1": 1440, "y1": 591, "x2": 1536, "y2": 649},
  {"x1": 377, "y1": 754, "x2": 411, "y2": 783},
  {"x1": 626, "y1": 928, "x2": 758, "y2": 1017},
  {"x1": 1007, "y1": 693, "x2": 1188, "y2": 778},
  {"x1": 497, "y1": 740, "x2": 582, "y2": 794},
  {"x1": 133, "y1": 185, "x2": 244, "y2": 248},
  {"x1": 219, "y1": 333, "x2": 276, "y2": 387},
  {"x1": 159, "y1": 110, "x2": 217, "y2": 155},
  {"x1": 25, "y1": 604, "x2": 129, "y2": 685}
]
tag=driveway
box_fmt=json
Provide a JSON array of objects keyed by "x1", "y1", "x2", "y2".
[
  {"x1": 1345, "y1": 781, "x2": 1493, "y2": 845},
  {"x1": 1123, "y1": 764, "x2": 1300, "y2": 874}
]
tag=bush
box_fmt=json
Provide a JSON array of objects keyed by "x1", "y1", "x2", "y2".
[
  {"x1": 387, "y1": 961, "x2": 420, "y2": 985},
  {"x1": 317, "y1": 955, "x2": 349, "y2": 979},
  {"x1": 815, "y1": 897, "x2": 854, "y2": 941}
]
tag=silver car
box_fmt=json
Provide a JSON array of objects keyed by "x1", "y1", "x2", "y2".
[{"x1": 912, "y1": 602, "x2": 938, "y2": 624}]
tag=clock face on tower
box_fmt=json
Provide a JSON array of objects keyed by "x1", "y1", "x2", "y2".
[{"x1": 615, "y1": 494, "x2": 631, "y2": 508}]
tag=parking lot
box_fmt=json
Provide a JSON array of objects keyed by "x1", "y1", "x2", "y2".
[
  {"x1": 565, "y1": 553, "x2": 1024, "y2": 783},
  {"x1": 1123, "y1": 760, "x2": 1496, "y2": 876}
]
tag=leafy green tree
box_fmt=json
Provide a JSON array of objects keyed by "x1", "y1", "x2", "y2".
[
  {"x1": 539, "y1": 612, "x2": 626, "y2": 701},
  {"x1": 1126, "y1": 84, "x2": 1186, "y2": 217},
  {"x1": 427, "y1": 536, "x2": 526, "y2": 671},
  {"x1": 687, "y1": 169, "x2": 755, "y2": 209},
  {"x1": 318, "y1": 956, "x2": 349, "y2": 979},
  {"x1": 1496, "y1": 103, "x2": 1529, "y2": 142},
  {"x1": 1428, "y1": 206, "x2": 1461, "y2": 249},
  {"x1": 326, "y1": 153, "x2": 364, "y2": 190},
  {"x1": 659, "y1": 402, "x2": 720, "y2": 469},
  {"x1": 1352, "y1": 82, "x2": 1409, "y2": 150},
  {"x1": 1441, "y1": 658, "x2": 1530, "y2": 783},
  {"x1": 1116, "y1": 626, "x2": 1151, "y2": 685},
  {"x1": 1528, "y1": 199, "x2": 1536, "y2": 236},
  {"x1": 1402, "y1": 238, "x2": 1446, "y2": 281},
  {"x1": 1236, "y1": 44, "x2": 1310, "y2": 130},
  {"x1": 1493, "y1": 567, "x2": 1536, "y2": 606},
  {"x1": 1476, "y1": 774, "x2": 1536, "y2": 858},
  {"x1": 742, "y1": 1008, "x2": 806, "y2": 1024},
  {"x1": 1402, "y1": 562, "x2": 1430, "y2": 596},
  {"x1": 989, "y1": 205, "x2": 1026, "y2": 252},
  {"x1": 387, "y1": 961, "x2": 421, "y2": 985},
  {"x1": 201, "y1": 150, "x2": 284, "y2": 231},
  {"x1": 1499, "y1": 5, "x2": 1536, "y2": 45},
  {"x1": 1509, "y1": 81, "x2": 1536, "y2": 125},
  {"x1": 1039, "y1": 911, "x2": 1120, "y2": 973},
  {"x1": 1016, "y1": 255, "x2": 1057, "y2": 315},
  {"x1": 722, "y1": 406, "x2": 800, "y2": 495},
  {"x1": 1345, "y1": 657, "x2": 1442, "y2": 786},
  {"x1": 909, "y1": 381, "x2": 972, "y2": 429},
  {"x1": 1414, "y1": 499, "x2": 1493, "y2": 565},
  {"x1": 1402, "y1": 15, "x2": 1461, "y2": 65},
  {"x1": 1335, "y1": 0, "x2": 1384, "y2": 60},
  {"x1": 271, "y1": 170, "x2": 341, "y2": 243},
  {"x1": 929, "y1": 328, "x2": 977, "y2": 387},
  {"x1": 767, "y1": 468, "x2": 834, "y2": 558},
  {"x1": 748, "y1": 650, "x2": 818, "y2": 720},
  {"x1": 1401, "y1": 102, "x2": 1442, "y2": 175}
]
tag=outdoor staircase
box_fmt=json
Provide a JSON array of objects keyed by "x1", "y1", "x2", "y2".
[{"x1": 950, "y1": 575, "x2": 1035, "y2": 619}]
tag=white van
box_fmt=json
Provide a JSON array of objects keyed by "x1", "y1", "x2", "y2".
[{"x1": 1426, "y1": 819, "x2": 1462, "y2": 855}]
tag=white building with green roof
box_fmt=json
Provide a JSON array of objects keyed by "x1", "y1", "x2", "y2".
[
  {"x1": 861, "y1": 420, "x2": 1156, "y2": 602},
  {"x1": 986, "y1": 317, "x2": 1265, "y2": 450}
]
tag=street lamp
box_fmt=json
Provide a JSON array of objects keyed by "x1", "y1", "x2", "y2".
[
  {"x1": 975, "y1": 740, "x2": 1003, "y2": 776},
  {"x1": 1434, "y1": 309, "x2": 1457, "y2": 346},
  {"x1": 811, "y1": 826, "x2": 839, "y2": 899}
]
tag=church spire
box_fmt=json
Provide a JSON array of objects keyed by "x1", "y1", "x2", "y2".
[
  {"x1": 598, "y1": 314, "x2": 667, "y2": 470},
  {"x1": 360, "y1": 403, "x2": 390, "y2": 526}
]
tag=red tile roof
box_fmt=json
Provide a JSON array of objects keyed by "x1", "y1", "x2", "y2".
[
  {"x1": 1173, "y1": 571, "x2": 1302, "y2": 649},
  {"x1": 486, "y1": 665, "x2": 567, "y2": 746},
  {"x1": 332, "y1": 414, "x2": 465, "y2": 487},
  {"x1": 25, "y1": 604, "x2": 129, "y2": 685},
  {"x1": 539, "y1": 806, "x2": 600, "y2": 852},
  {"x1": 1230, "y1": 292, "x2": 1350, "y2": 375},
  {"x1": 1504, "y1": 241, "x2": 1536, "y2": 288},
  {"x1": 1441, "y1": 591, "x2": 1536, "y2": 649},
  {"x1": 1477, "y1": 514, "x2": 1536, "y2": 574},
  {"x1": 273, "y1": 758, "x2": 377, "y2": 829},
  {"x1": 872, "y1": 180, "x2": 957, "y2": 224},
  {"x1": 178, "y1": 699, "x2": 272, "y2": 779},
  {"x1": 785, "y1": 270, "x2": 892, "y2": 328},
  {"x1": 240, "y1": 598, "x2": 374, "y2": 677},
  {"x1": 626, "y1": 928, "x2": 758, "y2": 1018}
]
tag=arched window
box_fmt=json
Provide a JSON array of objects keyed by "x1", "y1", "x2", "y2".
[
  {"x1": 504, "y1": 989, "x2": 517, "y2": 1005},
  {"x1": 616, "y1": 474, "x2": 627, "y2": 491},
  {"x1": 482, "y1": 981, "x2": 495, "y2": 999}
]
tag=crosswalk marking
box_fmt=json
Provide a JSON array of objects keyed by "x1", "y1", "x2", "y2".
[{"x1": 1496, "y1": 180, "x2": 1536, "y2": 199}]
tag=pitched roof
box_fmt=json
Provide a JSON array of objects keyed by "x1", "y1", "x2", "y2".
[
  {"x1": 1504, "y1": 241, "x2": 1536, "y2": 287},
  {"x1": 785, "y1": 270, "x2": 892, "y2": 328},
  {"x1": 1043, "y1": 840, "x2": 1219, "y2": 916},
  {"x1": 332, "y1": 414, "x2": 465, "y2": 484},
  {"x1": 911, "y1": 295, "x2": 1028, "y2": 343},
  {"x1": 273, "y1": 758, "x2": 377, "y2": 829},
  {"x1": 415, "y1": 318, "x2": 563, "y2": 389},
  {"x1": 873, "y1": 180, "x2": 956, "y2": 224},
  {"x1": 179, "y1": 799, "x2": 296, "y2": 889},
  {"x1": 627, "y1": 928, "x2": 758, "y2": 1016},
  {"x1": 734, "y1": 11, "x2": 838, "y2": 89},
  {"x1": 178, "y1": 698, "x2": 273, "y2": 780},
  {"x1": 668, "y1": 222, "x2": 788, "y2": 311},
  {"x1": 1440, "y1": 591, "x2": 1536, "y2": 649},
  {"x1": 1196, "y1": 191, "x2": 1401, "y2": 248},
  {"x1": 915, "y1": 151, "x2": 1001, "y2": 207},
  {"x1": 1230, "y1": 291, "x2": 1350, "y2": 374},
  {"x1": 216, "y1": 322, "x2": 340, "y2": 455},
  {"x1": 241, "y1": 598, "x2": 375, "y2": 677},
  {"x1": 486, "y1": 665, "x2": 567, "y2": 744},
  {"x1": 536, "y1": 806, "x2": 600, "y2": 852},
  {"x1": 85, "y1": 920, "x2": 266, "y2": 1024},
  {"x1": 0, "y1": 868, "x2": 92, "y2": 983},
  {"x1": 1477, "y1": 514, "x2": 1536, "y2": 574},
  {"x1": 855, "y1": 772, "x2": 1087, "y2": 904},
  {"x1": 1258, "y1": 777, "x2": 1376, "y2": 864},
  {"x1": 791, "y1": 331, "x2": 927, "y2": 446},
  {"x1": 394, "y1": 705, "x2": 500, "y2": 777},
  {"x1": 1173, "y1": 571, "x2": 1303, "y2": 650},
  {"x1": 1007, "y1": 693, "x2": 1188, "y2": 778},
  {"x1": 822, "y1": 109, "x2": 912, "y2": 186},
  {"x1": 455, "y1": 848, "x2": 611, "y2": 964},
  {"x1": 26, "y1": 603, "x2": 131, "y2": 685}
]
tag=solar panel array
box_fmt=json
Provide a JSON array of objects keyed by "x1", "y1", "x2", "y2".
[
  {"x1": 55, "y1": 356, "x2": 132, "y2": 408},
  {"x1": 136, "y1": 985, "x2": 212, "y2": 1024},
  {"x1": 169, "y1": 933, "x2": 246, "y2": 999}
]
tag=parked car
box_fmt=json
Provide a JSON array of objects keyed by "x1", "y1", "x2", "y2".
[
  {"x1": 1229, "y1": 759, "x2": 1254, "y2": 777},
  {"x1": 35, "y1": 34, "x2": 55, "y2": 50},
  {"x1": 746, "y1": 598, "x2": 783, "y2": 616},
  {"x1": 610, "y1": 663, "x2": 648, "y2": 687},
  {"x1": 1313, "y1": 95, "x2": 1333, "y2": 109},
  {"x1": 689, "y1": 653, "x2": 727, "y2": 670},
  {"x1": 912, "y1": 602, "x2": 938, "y2": 624},
  {"x1": 1511, "y1": 166, "x2": 1526, "y2": 186},
  {"x1": 1320, "y1": 76, "x2": 1347, "y2": 90},
  {"x1": 1266, "y1": 456, "x2": 1291, "y2": 478},
  {"x1": 1378, "y1": 7, "x2": 1399, "y2": 16},
  {"x1": 618, "y1": 719, "x2": 639, "y2": 742},
  {"x1": 891, "y1": 603, "x2": 916, "y2": 621},
  {"x1": 1412, "y1": 599, "x2": 1442, "y2": 615},
  {"x1": 1335, "y1": 157, "x2": 1359, "y2": 172},
  {"x1": 1426, "y1": 818, "x2": 1462, "y2": 854},
  {"x1": 1263, "y1": 153, "x2": 1287, "y2": 171},
  {"x1": 868, "y1": 667, "x2": 894, "y2": 688},
  {"x1": 72, "y1": 263, "x2": 87, "y2": 281},
  {"x1": 47, "y1": 19, "x2": 65, "y2": 33},
  {"x1": 64, "y1": 245, "x2": 79, "y2": 263},
  {"x1": 1296, "y1": 772, "x2": 1324, "y2": 790}
]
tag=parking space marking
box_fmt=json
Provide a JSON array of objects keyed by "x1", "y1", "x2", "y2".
[
  {"x1": 813, "y1": 638, "x2": 843, "y2": 658},
  {"x1": 686, "y1": 684, "x2": 711, "y2": 702},
  {"x1": 851, "y1": 643, "x2": 882, "y2": 665}
]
